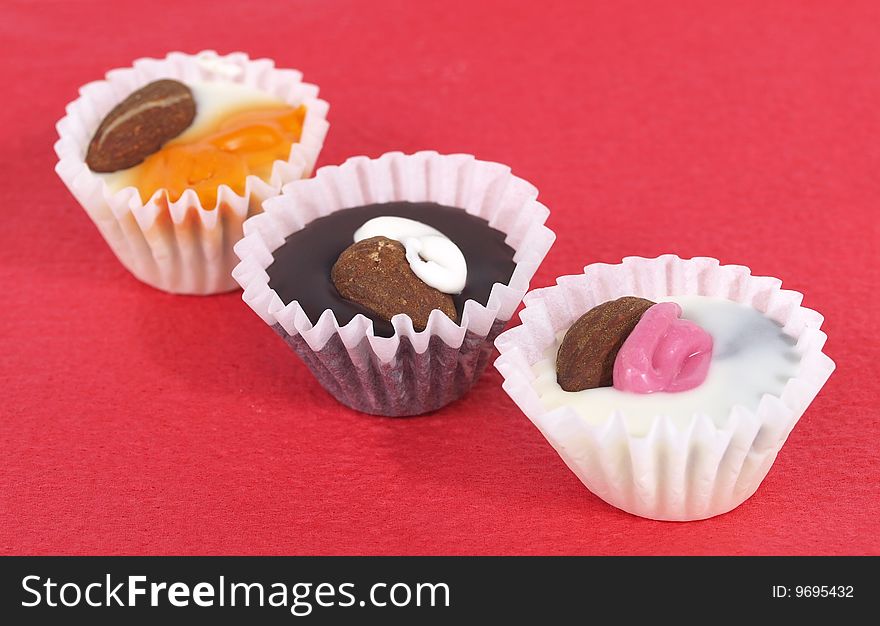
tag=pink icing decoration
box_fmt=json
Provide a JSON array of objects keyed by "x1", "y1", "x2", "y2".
[{"x1": 613, "y1": 302, "x2": 713, "y2": 394}]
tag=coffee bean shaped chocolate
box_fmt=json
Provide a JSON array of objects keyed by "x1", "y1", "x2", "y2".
[
  {"x1": 86, "y1": 79, "x2": 196, "y2": 173},
  {"x1": 331, "y1": 236, "x2": 457, "y2": 332},
  {"x1": 556, "y1": 296, "x2": 656, "y2": 392}
]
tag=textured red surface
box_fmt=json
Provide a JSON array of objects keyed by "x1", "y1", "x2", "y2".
[{"x1": 2, "y1": 0, "x2": 878, "y2": 556}]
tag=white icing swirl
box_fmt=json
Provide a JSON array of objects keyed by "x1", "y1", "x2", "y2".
[{"x1": 353, "y1": 216, "x2": 467, "y2": 294}]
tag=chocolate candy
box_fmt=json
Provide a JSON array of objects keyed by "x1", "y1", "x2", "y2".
[
  {"x1": 266, "y1": 202, "x2": 517, "y2": 338},
  {"x1": 331, "y1": 236, "x2": 457, "y2": 331},
  {"x1": 556, "y1": 296, "x2": 655, "y2": 392},
  {"x1": 86, "y1": 79, "x2": 196, "y2": 173}
]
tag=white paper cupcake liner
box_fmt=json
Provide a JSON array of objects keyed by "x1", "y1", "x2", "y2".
[
  {"x1": 494, "y1": 255, "x2": 835, "y2": 521},
  {"x1": 54, "y1": 50, "x2": 330, "y2": 295},
  {"x1": 232, "y1": 151, "x2": 556, "y2": 416}
]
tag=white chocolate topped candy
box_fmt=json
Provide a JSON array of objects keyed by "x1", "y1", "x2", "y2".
[
  {"x1": 353, "y1": 216, "x2": 468, "y2": 294},
  {"x1": 532, "y1": 295, "x2": 802, "y2": 434}
]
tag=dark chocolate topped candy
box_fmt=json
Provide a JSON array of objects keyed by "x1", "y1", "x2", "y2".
[{"x1": 266, "y1": 202, "x2": 517, "y2": 337}]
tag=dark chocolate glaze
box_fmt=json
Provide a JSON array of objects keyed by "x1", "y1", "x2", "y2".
[{"x1": 266, "y1": 202, "x2": 517, "y2": 337}]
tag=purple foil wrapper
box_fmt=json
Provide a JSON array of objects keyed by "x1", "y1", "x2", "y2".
[{"x1": 273, "y1": 319, "x2": 507, "y2": 416}]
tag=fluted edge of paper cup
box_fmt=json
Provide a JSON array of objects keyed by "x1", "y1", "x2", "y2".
[
  {"x1": 493, "y1": 255, "x2": 835, "y2": 521},
  {"x1": 232, "y1": 151, "x2": 556, "y2": 416},
  {"x1": 54, "y1": 50, "x2": 330, "y2": 295}
]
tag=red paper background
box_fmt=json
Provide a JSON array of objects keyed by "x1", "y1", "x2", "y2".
[{"x1": 1, "y1": 0, "x2": 878, "y2": 556}]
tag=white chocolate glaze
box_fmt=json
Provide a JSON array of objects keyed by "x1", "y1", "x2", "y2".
[
  {"x1": 97, "y1": 80, "x2": 286, "y2": 191},
  {"x1": 531, "y1": 296, "x2": 802, "y2": 435},
  {"x1": 195, "y1": 51, "x2": 245, "y2": 80},
  {"x1": 353, "y1": 216, "x2": 468, "y2": 294}
]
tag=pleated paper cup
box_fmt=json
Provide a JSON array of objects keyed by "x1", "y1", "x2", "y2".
[
  {"x1": 494, "y1": 255, "x2": 835, "y2": 521},
  {"x1": 233, "y1": 151, "x2": 556, "y2": 416},
  {"x1": 54, "y1": 50, "x2": 330, "y2": 295}
]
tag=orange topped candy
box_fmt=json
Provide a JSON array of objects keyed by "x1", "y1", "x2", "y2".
[
  {"x1": 133, "y1": 105, "x2": 306, "y2": 208},
  {"x1": 92, "y1": 80, "x2": 308, "y2": 209}
]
